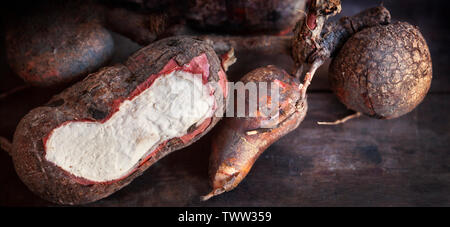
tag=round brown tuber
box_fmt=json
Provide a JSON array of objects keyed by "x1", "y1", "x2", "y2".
[
  {"x1": 329, "y1": 22, "x2": 432, "y2": 119},
  {"x1": 291, "y1": 1, "x2": 432, "y2": 120}
]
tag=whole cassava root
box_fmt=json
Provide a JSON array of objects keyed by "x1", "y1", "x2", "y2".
[
  {"x1": 4, "y1": 0, "x2": 177, "y2": 88},
  {"x1": 5, "y1": 1, "x2": 114, "y2": 87},
  {"x1": 184, "y1": 0, "x2": 306, "y2": 34},
  {"x1": 202, "y1": 65, "x2": 307, "y2": 200},
  {"x1": 11, "y1": 37, "x2": 228, "y2": 205},
  {"x1": 100, "y1": 0, "x2": 306, "y2": 45},
  {"x1": 292, "y1": 0, "x2": 432, "y2": 120}
]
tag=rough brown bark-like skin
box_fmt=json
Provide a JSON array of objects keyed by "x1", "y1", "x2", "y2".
[
  {"x1": 199, "y1": 35, "x2": 292, "y2": 56},
  {"x1": 205, "y1": 66, "x2": 307, "y2": 199},
  {"x1": 291, "y1": 0, "x2": 342, "y2": 65},
  {"x1": 292, "y1": 5, "x2": 390, "y2": 65},
  {"x1": 11, "y1": 37, "x2": 227, "y2": 205},
  {"x1": 5, "y1": 2, "x2": 114, "y2": 87},
  {"x1": 101, "y1": 0, "x2": 181, "y2": 46},
  {"x1": 108, "y1": 0, "x2": 175, "y2": 12},
  {"x1": 103, "y1": 7, "x2": 169, "y2": 46},
  {"x1": 329, "y1": 22, "x2": 432, "y2": 119},
  {"x1": 185, "y1": 0, "x2": 306, "y2": 34}
]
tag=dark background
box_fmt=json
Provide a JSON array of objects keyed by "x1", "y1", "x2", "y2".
[{"x1": 0, "y1": 0, "x2": 449, "y2": 206}]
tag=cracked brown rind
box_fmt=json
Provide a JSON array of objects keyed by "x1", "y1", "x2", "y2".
[
  {"x1": 11, "y1": 37, "x2": 227, "y2": 205},
  {"x1": 329, "y1": 22, "x2": 432, "y2": 119},
  {"x1": 207, "y1": 65, "x2": 308, "y2": 197}
]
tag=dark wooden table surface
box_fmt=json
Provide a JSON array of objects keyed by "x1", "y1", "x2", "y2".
[{"x1": 1, "y1": 0, "x2": 449, "y2": 206}]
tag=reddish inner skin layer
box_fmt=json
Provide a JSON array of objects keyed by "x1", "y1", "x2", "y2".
[
  {"x1": 306, "y1": 12, "x2": 317, "y2": 30},
  {"x1": 43, "y1": 54, "x2": 228, "y2": 185}
]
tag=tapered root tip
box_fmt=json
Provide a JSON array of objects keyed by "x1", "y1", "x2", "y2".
[
  {"x1": 0, "y1": 137, "x2": 12, "y2": 156},
  {"x1": 200, "y1": 192, "x2": 214, "y2": 201},
  {"x1": 317, "y1": 112, "x2": 362, "y2": 125},
  {"x1": 200, "y1": 188, "x2": 226, "y2": 201},
  {"x1": 317, "y1": 121, "x2": 340, "y2": 125}
]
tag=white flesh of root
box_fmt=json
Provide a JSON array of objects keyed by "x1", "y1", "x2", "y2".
[{"x1": 45, "y1": 70, "x2": 215, "y2": 182}]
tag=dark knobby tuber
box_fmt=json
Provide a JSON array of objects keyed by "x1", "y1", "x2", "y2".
[
  {"x1": 329, "y1": 22, "x2": 432, "y2": 119},
  {"x1": 292, "y1": 0, "x2": 432, "y2": 120},
  {"x1": 202, "y1": 65, "x2": 308, "y2": 200},
  {"x1": 10, "y1": 37, "x2": 228, "y2": 205}
]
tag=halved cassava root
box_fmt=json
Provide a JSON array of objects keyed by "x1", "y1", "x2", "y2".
[
  {"x1": 11, "y1": 37, "x2": 228, "y2": 205},
  {"x1": 202, "y1": 65, "x2": 308, "y2": 200}
]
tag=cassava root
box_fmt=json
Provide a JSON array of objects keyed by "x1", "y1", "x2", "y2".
[
  {"x1": 203, "y1": 65, "x2": 308, "y2": 200},
  {"x1": 10, "y1": 36, "x2": 228, "y2": 205}
]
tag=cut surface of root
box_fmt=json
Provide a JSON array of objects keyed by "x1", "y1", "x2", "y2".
[
  {"x1": 44, "y1": 54, "x2": 217, "y2": 183},
  {"x1": 46, "y1": 69, "x2": 214, "y2": 182},
  {"x1": 317, "y1": 112, "x2": 362, "y2": 125}
]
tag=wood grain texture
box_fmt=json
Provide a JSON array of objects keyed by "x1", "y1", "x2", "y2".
[
  {"x1": 1, "y1": 92, "x2": 448, "y2": 206},
  {"x1": 0, "y1": 0, "x2": 449, "y2": 206}
]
